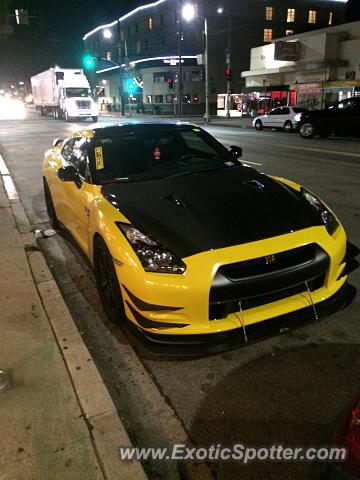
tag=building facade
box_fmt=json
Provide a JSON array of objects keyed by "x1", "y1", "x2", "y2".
[
  {"x1": 241, "y1": 20, "x2": 360, "y2": 112},
  {"x1": 83, "y1": 0, "x2": 347, "y2": 114}
]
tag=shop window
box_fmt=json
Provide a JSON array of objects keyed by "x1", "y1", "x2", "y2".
[
  {"x1": 146, "y1": 95, "x2": 152, "y2": 104},
  {"x1": 286, "y1": 30, "x2": 293, "y2": 36},
  {"x1": 147, "y1": 18, "x2": 153, "y2": 30},
  {"x1": 287, "y1": 8, "x2": 295, "y2": 22},
  {"x1": 328, "y1": 12, "x2": 333, "y2": 25},
  {"x1": 265, "y1": 6, "x2": 273, "y2": 21},
  {"x1": 166, "y1": 94, "x2": 176, "y2": 103},
  {"x1": 191, "y1": 71, "x2": 201, "y2": 81},
  {"x1": 136, "y1": 41, "x2": 141, "y2": 53},
  {"x1": 263, "y1": 28, "x2": 273, "y2": 42},
  {"x1": 153, "y1": 72, "x2": 173, "y2": 83},
  {"x1": 308, "y1": 10, "x2": 317, "y2": 24},
  {"x1": 154, "y1": 95, "x2": 163, "y2": 103}
]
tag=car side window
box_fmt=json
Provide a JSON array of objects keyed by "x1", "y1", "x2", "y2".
[
  {"x1": 337, "y1": 99, "x2": 353, "y2": 111},
  {"x1": 72, "y1": 138, "x2": 89, "y2": 180},
  {"x1": 282, "y1": 107, "x2": 290, "y2": 115},
  {"x1": 270, "y1": 108, "x2": 282, "y2": 115},
  {"x1": 268, "y1": 109, "x2": 276, "y2": 116}
]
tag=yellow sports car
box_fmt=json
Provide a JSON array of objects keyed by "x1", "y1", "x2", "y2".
[{"x1": 43, "y1": 123, "x2": 347, "y2": 352}]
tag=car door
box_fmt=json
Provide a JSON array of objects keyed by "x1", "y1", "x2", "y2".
[
  {"x1": 324, "y1": 99, "x2": 354, "y2": 134},
  {"x1": 264, "y1": 108, "x2": 282, "y2": 127}
]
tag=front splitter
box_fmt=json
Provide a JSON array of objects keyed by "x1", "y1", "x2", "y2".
[{"x1": 126, "y1": 282, "x2": 354, "y2": 357}]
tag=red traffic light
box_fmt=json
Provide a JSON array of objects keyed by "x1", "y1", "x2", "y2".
[
  {"x1": 226, "y1": 67, "x2": 232, "y2": 80},
  {"x1": 167, "y1": 78, "x2": 174, "y2": 89}
]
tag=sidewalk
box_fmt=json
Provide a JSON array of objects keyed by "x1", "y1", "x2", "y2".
[
  {"x1": 0, "y1": 160, "x2": 146, "y2": 479},
  {"x1": 100, "y1": 111, "x2": 253, "y2": 128}
]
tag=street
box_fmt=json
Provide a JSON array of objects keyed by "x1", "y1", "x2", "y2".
[{"x1": 1, "y1": 110, "x2": 359, "y2": 480}]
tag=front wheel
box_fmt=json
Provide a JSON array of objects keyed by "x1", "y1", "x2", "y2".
[
  {"x1": 64, "y1": 111, "x2": 72, "y2": 122},
  {"x1": 94, "y1": 237, "x2": 125, "y2": 324},
  {"x1": 43, "y1": 178, "x2": 59, "y2": 229},
  {"x1": 92, "y1": 116, "x2": 98, "y2": 122},
  {"x1": 299, "y1": 122, "x2": 315, "y2": 139},
  {"x1": 284, "y1": 120, "x2": 293, "y2": 132},
  {"x1": 255, "y1": 120, "x2": 263, "y2": 131}
]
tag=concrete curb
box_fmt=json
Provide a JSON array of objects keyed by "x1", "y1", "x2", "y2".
[{"x1": 0, "y1": 152, "x2": 147, "y2": 480}]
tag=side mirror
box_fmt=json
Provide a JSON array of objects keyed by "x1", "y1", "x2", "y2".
[
  {"x1": 53, "y1": 137, "x2": 64, "y2": 147},
  {"x1": 57, "y1": 166, "x2": 82, "y2": 188},
  {"x1": 229, "y1": 145, "x2": 242, "y2": 159}
]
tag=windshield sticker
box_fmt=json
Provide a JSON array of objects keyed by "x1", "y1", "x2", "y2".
[
  {"x1": 95, "y1": 146, "x2": 104, "y2": 170},
  {"x1": 225, "y1": 161, "x2": 235, "y2": 166},
  {"x1": 153, "y1": 146, "x2": 161, "y2": 161}
]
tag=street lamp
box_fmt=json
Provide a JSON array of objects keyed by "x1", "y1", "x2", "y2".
[
  {"x1": 103, "y1": 29, "x2": 112, "y2": 39},
  {"x1": 182, "y1": 3, "x2": 211, "y2": 123}
]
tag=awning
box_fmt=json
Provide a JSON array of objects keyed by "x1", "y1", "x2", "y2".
[{"x1": 241, "y1": 85, "x2": 290, "y2": 93}]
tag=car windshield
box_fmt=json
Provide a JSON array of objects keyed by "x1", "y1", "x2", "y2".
[
  {"x1": 65, "y1": 88, "x2": 90, "y2": 98},
  {"x1": 89, "y1": 127, "x2": 240, "y2": 184}
]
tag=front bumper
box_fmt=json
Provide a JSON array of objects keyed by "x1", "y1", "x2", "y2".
[{"x1": 115, "y1": 224, "x2": 348, "y2": 348}]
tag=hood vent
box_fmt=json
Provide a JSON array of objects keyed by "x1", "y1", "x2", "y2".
[{"x1": 159, "y1": 193, "x2": 186, "y2": 208}]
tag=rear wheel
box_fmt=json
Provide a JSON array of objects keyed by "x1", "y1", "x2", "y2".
[
  {"x1": 255, "y1": 120, "x2": 263, "y2": 131},
  {"x1": 284, "y1": 120, "x2": 293, "y2": 132},
  {"x1": 299, "y1": 122, "x2": 315, "y2": 139},
  {"x1": 43, "y1": 178, "x2": 59, "y2": 229},
  {"x1": 94, "y1": 237, "x2": 125, "y2": 324}
]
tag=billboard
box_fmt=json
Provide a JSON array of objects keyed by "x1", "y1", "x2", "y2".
[{"x1": 274, "y1": 41, "x2": 300, "y2": 61}]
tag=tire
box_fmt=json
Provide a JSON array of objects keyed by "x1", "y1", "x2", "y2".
[
  {"x1": 92, "y1": 116, "x2": 98, "y2": 122},
  {"x1": 93, "y1": 236, "x2": 125, "y2": 324},
  {"x1": 284, "y1": 120, "x2": 293, "y2": 132},
  {"x1": 255, "y1": 120, "x2": 263, "y2": 131},
  {"x1": 64, "y1": 111, "x2": 71, "y2": 122},
  {"x1": 43, "y1": 178, "x2": 59, "y2": 229},
  {"x1": 53, "y1": 109, "x2": 59, "y2": 119},
  {"x1": 299, "y1": 122, "x2": 315, "y2": 139}
]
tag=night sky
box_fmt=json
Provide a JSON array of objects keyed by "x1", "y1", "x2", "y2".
[{"x1": 0, "y1": 0, "x2": 359, "y2": 84}]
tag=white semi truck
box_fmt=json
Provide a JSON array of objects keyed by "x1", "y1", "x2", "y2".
[{"x1": 31, "y1": 68, "x2": 98, "y2": 122}]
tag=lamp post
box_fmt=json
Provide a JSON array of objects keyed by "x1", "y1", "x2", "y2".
[{"x1": 182, "y1": 3, "x2": 211, "y2": 123}]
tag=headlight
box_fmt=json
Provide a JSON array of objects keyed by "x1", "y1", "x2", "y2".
[
  {"x1": 294, "y1": 113, "x2": 302, "y2": 122},
  {"x1": 301, "y1": 188, "x2": 339, "y2": 235},
  {"x1": 117, "y1": 223, "x2": 186, "y2": 274}
]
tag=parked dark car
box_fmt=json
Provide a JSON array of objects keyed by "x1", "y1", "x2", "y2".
[{"x1": 298, "y1": 97, "x2": 360, "y2": 139}]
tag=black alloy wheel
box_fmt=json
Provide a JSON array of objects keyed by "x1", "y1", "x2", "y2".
[
  {"x1": 43, "y1": 178, "x2": 59, "y2": 229},
  {"x1": 94, "y1": 237, "x2": 125, "y2": 324}
]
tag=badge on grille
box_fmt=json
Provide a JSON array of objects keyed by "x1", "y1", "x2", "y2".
[{"x1": 265, "y1": 254, "x2": 276, "y2": 265}]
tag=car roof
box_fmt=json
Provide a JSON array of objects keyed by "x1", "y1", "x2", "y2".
[{"x1": 72, "y1": 121, "x2": 198, "y2": 140}]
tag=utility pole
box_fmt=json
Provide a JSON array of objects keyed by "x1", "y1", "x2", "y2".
[
  {"x1": 225, "y1": 15, "x2": 231, "y2": 119},
  {"x1": 177, "y1": 1, "x2": 183, "y2": 117},
  {"x1": 204, "y1": 16, "x2": 210, "y2": 123}
]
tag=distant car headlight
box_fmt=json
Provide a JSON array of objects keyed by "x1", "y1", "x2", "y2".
[
  {"x1": 294, "y1": 113, "x2": 302, "y2": 122},
  {"x1": 116, "y1": 223, "x2": 186, "y2": 274},
  {"x1": 301, "y1": 188, "x2": 339, "y2": 235}
]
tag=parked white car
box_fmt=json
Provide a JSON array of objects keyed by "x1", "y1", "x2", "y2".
[{"x1": 253, "y1": 106, "x2": 306, "y2": 132}]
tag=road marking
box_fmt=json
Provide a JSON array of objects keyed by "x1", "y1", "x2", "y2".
[
  {"x1": 0, "y1": 153, "x2": 9, "y2": 174},
  {"x1": 243, "y1": 161, "x2": 263, "y2": 166},
  {"x1": 270, "y1": 142, "x2": 360, "y2": 159},
  {"x1": 0, "y1": 153, "x2": 19, "y2": 200}
]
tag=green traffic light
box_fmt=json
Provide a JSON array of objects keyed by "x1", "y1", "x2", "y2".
[
  {"x1": 125, "y1": 78, "x2": 136, "y2": 93},
  {"x1": 83, "y1": 55, "x2": 95, "y2": 69}
]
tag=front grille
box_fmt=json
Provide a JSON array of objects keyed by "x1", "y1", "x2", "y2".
[
  {"x1": 76, "y1": 100, "x2": 91, "y2": 109},
  {"x1": 219, "y1": 244, "x2": 316, "y2": 281},
  {"x1": 209, "y1": 274, "x2": 325, "y2": 320}
]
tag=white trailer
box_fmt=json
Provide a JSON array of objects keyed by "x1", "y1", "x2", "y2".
[{"x1": 31, "y1": 68, "x2": 99, "y2": 122}]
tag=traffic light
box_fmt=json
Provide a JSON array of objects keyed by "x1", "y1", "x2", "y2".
[
  {"x1": 167, "y1": 78, "x2": 174, "y2": 89},
  {"x1": 83, "y1": 55, "x2": 95, "y2": 69},
  {"x1": 226, "y1": 67, "x2": 232, "y2": 81},
  {"x1": 125, "y1": 78, "x2": 136, "y2": 93}
]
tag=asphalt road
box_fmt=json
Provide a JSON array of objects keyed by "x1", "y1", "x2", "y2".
[{"x1": 1, "y1": 111, "x2": 359, "y2": 480}]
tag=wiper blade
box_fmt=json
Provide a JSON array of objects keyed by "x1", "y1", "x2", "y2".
[
  {"x1": 100, "y1": 177, "x2": 130, "y2": 185},
  {"x1": 165, "y1": 166, "x2": 233, "y2": 179}
]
